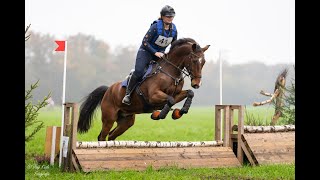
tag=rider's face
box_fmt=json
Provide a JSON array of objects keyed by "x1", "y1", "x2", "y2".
[{"x1": 162, "y1": 16, "x2": 174, "y2": 24}]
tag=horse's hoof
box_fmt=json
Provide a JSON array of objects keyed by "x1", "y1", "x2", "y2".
[
  {"x1": 151, "y1": 111, "x2": 161, "y2": 120},
  {"x1": 172, "y1": 109, "x2": 182, "y2": 120}
]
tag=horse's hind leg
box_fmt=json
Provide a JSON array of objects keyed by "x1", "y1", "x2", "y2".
[
  {"x1": 98, "y1": 108, "x2": 117, "y2": 141},
  {"x1": 108, "y1": 115, "x2": 135, "y2": 141}
]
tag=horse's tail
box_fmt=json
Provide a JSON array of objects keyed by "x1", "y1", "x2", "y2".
[{"x1": 78, "y1": 85, "x2": 109, "y2": 133}]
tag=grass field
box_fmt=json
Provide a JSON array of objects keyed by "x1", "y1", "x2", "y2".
[{"x1": 25, "y1": 106, "x2": 294, "y2": 179}]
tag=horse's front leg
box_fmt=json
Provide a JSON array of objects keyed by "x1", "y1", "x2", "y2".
[
  {"x1": 173, "y1": 90, "x2": 188, "y2": 104},
  {"x1": 172, "y1": 90, "x2": 194, "y2": 120},
  {"x1": 149, "y1": 90, "x2": 174, "y2": 120}
]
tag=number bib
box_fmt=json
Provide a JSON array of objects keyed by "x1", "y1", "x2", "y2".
[{"x1": 154, "y1": 35, "x2": 173, "y2": 47}]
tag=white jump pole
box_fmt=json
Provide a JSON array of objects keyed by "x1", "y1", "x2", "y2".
[
  {"x1": 219, "y1": 50, "x2": 223, "y2": 141},
  {"x1": 58, "y1": 41, "x2": 68, "y2": 167}
]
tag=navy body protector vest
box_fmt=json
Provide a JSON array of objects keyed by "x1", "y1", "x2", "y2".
[{"x1": 150, "y1": 20, "x2": 177, "y2": 52}]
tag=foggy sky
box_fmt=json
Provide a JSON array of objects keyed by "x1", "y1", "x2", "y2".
[{"x1": 25, "y1": 0, "x2": 295, "y2": 65}]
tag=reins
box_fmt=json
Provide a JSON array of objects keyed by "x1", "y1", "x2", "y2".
[
  {"x1": 161, "y1": 54, "x2": 190, "y2": 83},
  {"x1": 159, "y1": 50, "x2": 202, "y2": 83}
]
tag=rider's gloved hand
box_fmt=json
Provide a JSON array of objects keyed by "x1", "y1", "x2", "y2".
[{"x1": 155, "y1": 52, "x2": 164, "y2": 58}]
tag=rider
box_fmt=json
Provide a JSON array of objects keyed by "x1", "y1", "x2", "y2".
[{"x1": 122, "y1": 5, "x2": 178, "y2": 105}]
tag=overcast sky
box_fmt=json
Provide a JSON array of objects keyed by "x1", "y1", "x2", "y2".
[{"x1": 25, "y1": 0, "x2": 295, "y2": 65}]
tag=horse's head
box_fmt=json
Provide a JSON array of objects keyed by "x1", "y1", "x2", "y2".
[
  {"x1": 168, "y1": 38, "x2": 210, "y2": 89},
  {"x1": 185, "y1": 43, "x2": 210, "y2": 89}
]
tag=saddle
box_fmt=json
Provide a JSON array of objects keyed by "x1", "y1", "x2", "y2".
[
  {"x1": 121, "y1": 60, "x2": 159, "y2": 88},
  {"x1": 121, "y1": 60, "x2": 162, "y2": 112}
]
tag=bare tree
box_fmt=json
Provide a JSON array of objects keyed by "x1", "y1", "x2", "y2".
[{"x1": 253, "y1": 68, "x2": 288, "y2": 125}]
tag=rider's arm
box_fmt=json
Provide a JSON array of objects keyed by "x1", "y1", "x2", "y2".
[{"x1": 141, "y1": 23, "x2": 158, "y2": 55}]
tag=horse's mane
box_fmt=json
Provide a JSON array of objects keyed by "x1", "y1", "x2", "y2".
[{"x1": 169, "y1": 38, "x2": 197, "y2": 52}]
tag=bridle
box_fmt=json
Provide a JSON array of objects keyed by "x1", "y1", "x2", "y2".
[
  {"x1": 186, "y1": 51, "x2": 203, "y2": 79},
  {"x1": 159, "y1": 50, "x2": 203, "y2": 85}
]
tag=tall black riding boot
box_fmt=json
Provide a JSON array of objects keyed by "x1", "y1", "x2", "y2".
[{"x1": 122, "y1": 74, "x2": 138, "y2": 105}]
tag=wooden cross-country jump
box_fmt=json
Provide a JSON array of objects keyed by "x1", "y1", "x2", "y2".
[
  {"x1": 60, "y1": 103, "x2": 294, "y2": 172},
  {"x1": 232, "y1": 124, "x2": 295, "y2": 166},
  {"x1": 61, "y1": 103, "x2": 244, "y2": 172}
]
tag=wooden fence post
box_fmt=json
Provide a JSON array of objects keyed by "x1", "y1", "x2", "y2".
[
  {"x1": 215, "y1": 105, "x2": 245, "y2": 164},
  {"x1": 60, "y1": 102, "x2": 80, "y2": 172}
]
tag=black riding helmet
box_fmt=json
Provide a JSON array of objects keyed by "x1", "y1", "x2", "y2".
[{"x1": 160, "y1": 5, "x2": 175, "y2": 17}]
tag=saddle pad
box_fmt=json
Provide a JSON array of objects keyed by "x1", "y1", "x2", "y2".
[{"x1": 121, "y1": 64, "x2": 153, "y2": 87}]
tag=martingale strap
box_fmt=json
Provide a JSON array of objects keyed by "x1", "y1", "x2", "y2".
[{"x1": 158, "y1": 66, "x2": 182, "y2": 86}]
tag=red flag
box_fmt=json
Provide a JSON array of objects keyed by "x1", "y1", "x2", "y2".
[{"x1": 55, "y1": 40, "x2": 65, "y2": 51}]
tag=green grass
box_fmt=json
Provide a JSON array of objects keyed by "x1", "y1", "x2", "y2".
[
  {"x1": 25, "y1": 106, "x2": 294, "y2": 179},
  {"x1": 26, "y1": 161, "x2": 294, "y2": 180}
]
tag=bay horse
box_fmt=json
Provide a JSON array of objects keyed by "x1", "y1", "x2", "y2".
[{"x1": 78, "y1": 38, "x2": 210, "y2": 141}]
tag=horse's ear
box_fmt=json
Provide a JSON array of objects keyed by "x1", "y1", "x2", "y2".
[
  {"x1": 192, "y1": 43, "x2": 202, "y2": 52},
  {"x1": 192, "y1": 44, "x2": 197, "y2": 52},
  {"x1": 202, "y1": 45, "x2": 210, "y2": 52}
]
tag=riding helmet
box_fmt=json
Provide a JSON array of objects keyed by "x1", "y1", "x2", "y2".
[{"x1": 160, "y1": 5, "x2": 175, "y2": 17}]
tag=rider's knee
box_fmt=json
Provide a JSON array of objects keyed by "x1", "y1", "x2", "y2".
[{"x1": 133, "y1": 70, "x2": 143, "y2": 79}]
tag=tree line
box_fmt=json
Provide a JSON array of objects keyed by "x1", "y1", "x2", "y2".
[{"x1": 25, "y1": 31, "x2": 295, "y2": 107}]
